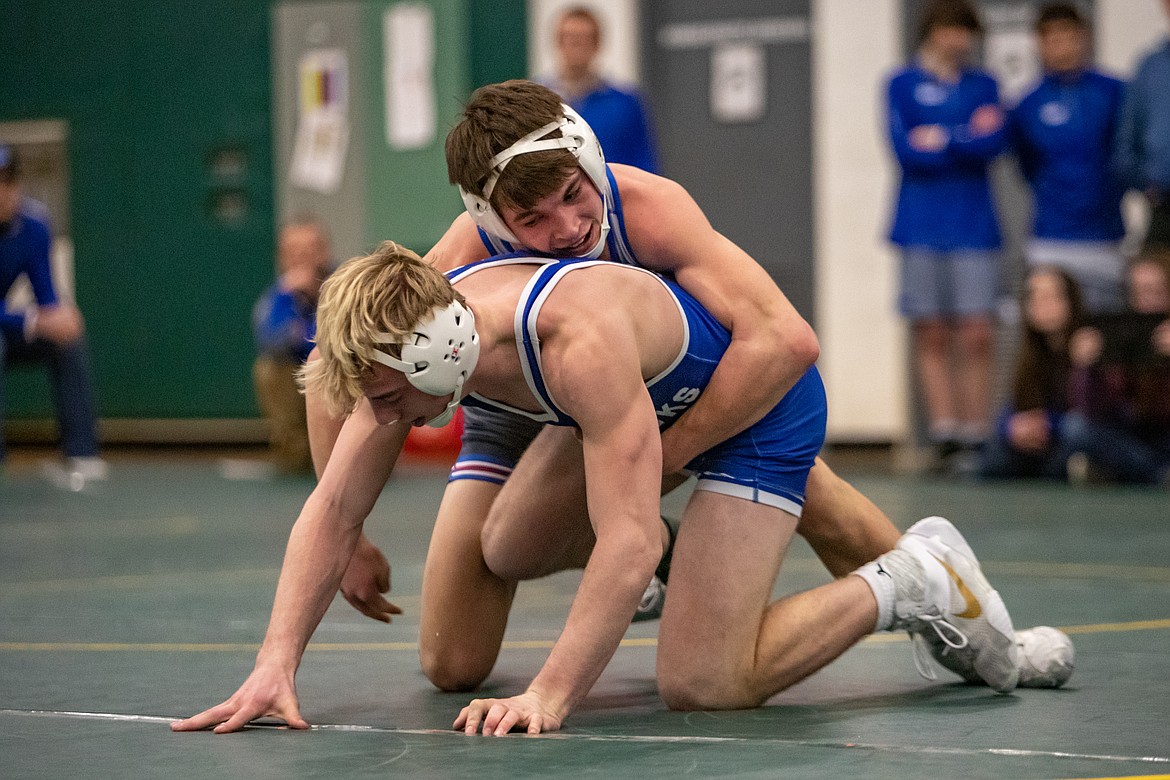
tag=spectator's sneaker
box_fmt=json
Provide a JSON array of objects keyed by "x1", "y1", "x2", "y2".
[
  {"x1": 878, "y1": 517, "x2": 1018, "y2": 693},
  {"x1": 41, "y1": 456, "x2": 109, "y2": 492},
  {"x1": 922, "y1": 625, "x2": 1075, "y2": 688},
  {"x1": 632, "y1": 575, "x2": 666, "y2": 623},
  {"x1": 68, "y1": 456, "x2": 109, "y2": 481},
  {"x1": 1066, "y1": 453, "x2": 1112, "y2": 486}
]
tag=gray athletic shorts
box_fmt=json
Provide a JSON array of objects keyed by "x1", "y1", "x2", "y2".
[
  {"x1": 898, "y1": 247, "x2": 1000, "y2": 319},
  {"x1": 448, "y1": 405, "x2": 544, "y2": 485}
]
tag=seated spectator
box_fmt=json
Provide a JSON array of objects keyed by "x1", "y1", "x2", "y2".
[
  {"x1": 252, "y1": 215, "x2": 331, "y2": 473},
  {"x1": 980, "y1": 266, "x2": 1085, "y2": 479},
  {"x1": 1063, "y1": 250, "x2": 1170, "y2": 485},
  {"x1": 0, "y1": 144, "x2": 105, "y2": 486}
]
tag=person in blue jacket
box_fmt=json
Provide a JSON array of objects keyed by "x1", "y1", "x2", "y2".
[
  {"x1": 886, "y1": 0, "x2": 1007, "y2": 469},
  {"x1": 0, "y1": 145, "x2": 104, "y2": 484},
  {"x1": 1115, "y1": 0, "x2": 1170, "y2": 251},
  {"x1": 1009, "y1": 3, "x2": 1127, "y2": 314},
  {"x1": 541, "y1": 6, "x2": 659, "y2": 174},
  {"x1": 251, "y1": 215, "x2": 331, "y2": 472}
]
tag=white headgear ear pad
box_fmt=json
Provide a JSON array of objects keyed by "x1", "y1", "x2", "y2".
[
  {"x1": 461, "y1": 104, "x2": 611, "y2": 257},
  {"x1": 558, "y1": 104, "x2": 608, "y2": 197},
  {"x1": 373, "y1": 300, "x2": 480, "y2": 398},
  {"x1": 459, "y1": 184, "x2": 520, "y2": 245}
]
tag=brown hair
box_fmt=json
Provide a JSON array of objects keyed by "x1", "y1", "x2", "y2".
[
  {"x1": 1126, "y1": 249, "x2": 1170, "y2": 422},
  {"x1": 917, "y1": 0, "x2": 984, "y2": 45},
  {"x1": 558, "y1": 6, "x2": 602, "y2": 42},
  {"x1": 1035, "y1": 3, "x2": 1088, "y2": 33},
  {"x1": 0, "y1": 145, "x2": 20, "y2": 183},
  {"x1": 1012, "y1": 265, "x2": 1085, "y2": 411},
  {"x1": 301, "y1": 241, "x2": 465, "y2": 416},
  {"x1": 445, "y1": 80, "x2": 579, "y2": 214}
]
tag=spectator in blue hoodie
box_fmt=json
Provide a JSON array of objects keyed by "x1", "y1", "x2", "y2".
[
  {"x1": 0, "y1": 145, "x2": 105, "y2": 485},
  {"x1": 1115, "y1": 0, "x2": 1170, "y2": 251},
  {"x1": 252, "y1": 215, "x2": 332, "y2": 472},
  {"x1": 886, "y1": 0, "x2": 1007, "y2": 469},
  {"x1": 1009, "y1": 3, "x2": 1127, "y2": 314}
]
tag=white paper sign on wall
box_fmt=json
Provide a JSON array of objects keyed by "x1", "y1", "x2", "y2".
[
  {"x1": 384, "y1": 3, "x2": 436, "y2": 150},
  {"x1": 711, "y1": 42, "x2": 766, "y2": 124}
]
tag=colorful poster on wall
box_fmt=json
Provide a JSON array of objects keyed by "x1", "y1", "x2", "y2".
[
  {"x1": 298, "y1": 48, "x2": 348, "y2": 119},
  {"x1": 291, "y1": 48, "x2": 350, "y2": 194}
]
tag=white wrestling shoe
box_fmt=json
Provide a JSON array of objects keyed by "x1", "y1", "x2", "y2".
[
  {"x1": 901, "y1": 517, "x2": 1073, "y2": 688},
  {"x1": 876, "y1": 516, "x2": 1019, "y2": 693},
  {"x1": 631, "y1": 516, "x2": 677, "y2": 624},
  {"x1": 632, "y1": 575, "x2": 666, "y2": 623},
  {"x1": 926, "y1": 625, "x2": 1075, "y2": 688},
  {"x1": 1016, "y1": 626, "x2": 1075, "y2": 687}
]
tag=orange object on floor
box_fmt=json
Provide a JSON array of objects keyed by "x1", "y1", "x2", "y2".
[{"x1": 402, "y1": 407, "x2": 464, "y2": 462}]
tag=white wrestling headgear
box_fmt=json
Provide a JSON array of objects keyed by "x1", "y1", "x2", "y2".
[
  {"x1": 459, "y1": 104, "x2": 611, "y2": 258},
  {"x1": 372, "y1": 300, "x2": 480, "y2": 428}
]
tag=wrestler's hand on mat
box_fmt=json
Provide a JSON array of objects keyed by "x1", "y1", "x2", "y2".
[
  {"x1": 170, "y1": 663, "x2": 309, "y2": 734},
  {"x1": 341, "y1": 536, "x2": 403, "y2": 623},
  {"x1": 453, "y1": 690, "x2": 564, "y2": 736}
]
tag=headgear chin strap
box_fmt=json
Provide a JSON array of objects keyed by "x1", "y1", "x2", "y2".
[
  {"x1": 372, "y1": 300, "x2": 480, "y2": 428},
  {"x1": 459, "y1": 103, "x2": 611, "y2": 259}
]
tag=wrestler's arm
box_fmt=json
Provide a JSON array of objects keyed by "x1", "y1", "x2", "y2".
[
  {"x1": 454, "y1": 312, "x2": 662, "y2": 734},
  {"x1": 618, "y1": 168, "x2": 820, "y2": 473},
  {"x1": 424, "y1": 212, "x2": 493, "y2": 271},
  {"x1": 329, "y1": 214, "x2": 488, "y2": 616},
  {"x1": 173, "y1": 403, "x2": 409, "y2": 733}
]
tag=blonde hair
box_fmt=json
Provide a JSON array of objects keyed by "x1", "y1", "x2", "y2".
[{"x1": 300, "y1": 241, "x2": 465, "y2": 416}]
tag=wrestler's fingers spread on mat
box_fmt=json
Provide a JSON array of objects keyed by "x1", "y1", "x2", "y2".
[
  {"x1": 493, "y1": 709, "x2": 522, "y2": 736},
  {"x1": 483, "y1": 702, "x2": 513, "y2": 735},
  {"x1": 170, "y1": 702, "x2": 238, "y2": 732},
  {"x1": 215, "y1": 705, "x2": 309, "y2": 735},
  {"x1": 208, "y1": 695, "x2": 310, "y2": 735},
  {"x1": 453, "y1": 698, "x2": 490, "y2": 734}
]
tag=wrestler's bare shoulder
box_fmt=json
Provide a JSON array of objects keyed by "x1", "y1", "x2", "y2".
[
  {"x1": 608, "y1": 164, "x2": 688, "y2": 206},
  {"x1": 608, "y1": 165, "x2": 695, "y2": 231}
]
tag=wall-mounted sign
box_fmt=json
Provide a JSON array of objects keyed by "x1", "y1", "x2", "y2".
[
  {"x1": 384, "y1": 3, "x2": 436, "y2": 150},
  {"x1": 291, "y1": 48, "x2": 350, "y2": 194}
]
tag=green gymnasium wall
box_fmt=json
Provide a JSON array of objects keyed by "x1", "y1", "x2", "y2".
[
  {"x1": 358, "y1": 0, "x2": 529, "y2": 253},
  {"x1": 0, "y1": 0, "x2": 525, "y2": 425}
]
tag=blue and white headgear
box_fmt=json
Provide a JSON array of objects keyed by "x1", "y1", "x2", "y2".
[
  {"x1": 372, "y1": 300, "x2": 480, "y2": 428},
  {"x1": 459, "y1": 104, "x2": 611, "y2": 259}
]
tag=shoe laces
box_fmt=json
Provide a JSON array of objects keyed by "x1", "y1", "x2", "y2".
[{"x1": 909, "y1": 614, "x2": 969, "y2": 681}]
